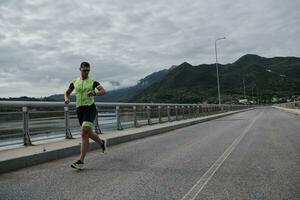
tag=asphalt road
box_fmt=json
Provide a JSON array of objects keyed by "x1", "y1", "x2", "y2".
[{"x1": 0, "y1": 107, "x2": 299, "y2": 200}]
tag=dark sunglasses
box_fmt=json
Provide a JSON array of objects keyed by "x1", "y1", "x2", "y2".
[{"x1": 82, "y1": 69, "x2": 90, "y2": 72}]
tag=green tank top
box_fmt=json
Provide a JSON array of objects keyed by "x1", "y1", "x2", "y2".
[{"x1": 70, "y1": 77, "x2": 99, "y2": 107}]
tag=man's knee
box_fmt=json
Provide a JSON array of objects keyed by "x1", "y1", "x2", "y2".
[{"x1": 81, "y1": 126, "x2": 92, "y2": 137}]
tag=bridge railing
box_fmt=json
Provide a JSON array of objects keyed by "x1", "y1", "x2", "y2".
[
  {"x1": 275, "y1": 101, "x2": 300, "y2": 109},
  {"x1": 0, "y1": 101, "x2": 252, "y2": 147}
]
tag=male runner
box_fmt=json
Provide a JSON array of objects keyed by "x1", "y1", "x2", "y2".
[{"x1": 64, "y1": 61, "x2": 107, "y2": 170}]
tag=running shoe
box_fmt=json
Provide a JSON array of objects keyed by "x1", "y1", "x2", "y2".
[
  {"x1": 100, "y1": 139, "x2": 107, "y2": 153},
  {"x1": 71, "y1": 160, "x2": 84, "y2": 170}
]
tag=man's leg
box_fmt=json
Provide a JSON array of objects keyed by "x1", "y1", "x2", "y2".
[
  {"x1": 71, "y1": 107, "x2": 86, "y2": 169},
  {"x1": 88, "y1": 131, "x2": 102, "y2": 144},
  {"x1": 88, "y1": 130, "x2": 107, "y2": 153},
  {"x1": 79, "y1": 126, "x2": 91, "y2": 162}
]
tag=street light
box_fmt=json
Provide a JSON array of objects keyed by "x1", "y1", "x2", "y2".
[{"x1": 215, "y1": 37, "x2": 226, "y2": 105}]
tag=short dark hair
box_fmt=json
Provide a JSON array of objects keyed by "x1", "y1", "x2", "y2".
[{"x1": 80, "y1": 62, "x2": 90, "y2": 69}]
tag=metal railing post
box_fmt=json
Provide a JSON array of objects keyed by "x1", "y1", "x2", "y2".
[
  {"x1": 175, "y1": 106, "x2": 178, "y2": 120},
  {"x1": 133, "y1": 106, "x2": 138, "y2": 127},
  {"x1": 200, "y1": 105, "x2": 203, "y2": 116},
  {"x1": 193, "y1": 105, "x2": 196, "y2": 118},
  {"x1": 182, "y1": 106, "x2": 185, "y2": 119},
  {"x1": 167, "y1": 106, "x2": 171, "y2": 122},
  {"x1": 197, "y1": 105, "x2": 200, "y2": 117},
  {"x1": 193, "y1": 105, "x2": 195, "y2": 118},
  {"x1": 193, "y1": 105, "x2": 195, "y2": 117},
  {"x1": 185, "y1": 106, "x2": 188, "y2": 118},
  {"x1": 147, "y1": 106, "x2": 151, "y2": 125},
  {"x1": 64, "y1": 106, "x2": 73, "y2": 139},
  {"x1": 22, "y1": 106, "x2": 32, "y2": 146},
  {"x1": 116, "y1": 106, "x2": 122, "y2": 130},
  {"x1": 204, "y1": 105, "x2": 208, "y2": 115},
  {"x1": 94, "y1": 109, "x2": 102, "y2": 134},
  {"x1": 158, "y1": 106, "x2": 162, "y2": 123}
]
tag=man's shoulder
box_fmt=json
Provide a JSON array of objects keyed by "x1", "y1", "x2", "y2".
[
  {"x1": 72, "y1": 77, "x2": 81, "y2": 83},
  {"x1": 88, "y1": 77, "x2": 99, "y2": 82}
]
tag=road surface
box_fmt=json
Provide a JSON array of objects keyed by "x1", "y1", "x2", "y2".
[{"x1": 0, "y1": 107, "x2": 299, "y2": 200}]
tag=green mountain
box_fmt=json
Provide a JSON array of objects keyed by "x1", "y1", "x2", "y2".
[{"x1": 132, "y1": 54, "x2": 300, "y2": 103}]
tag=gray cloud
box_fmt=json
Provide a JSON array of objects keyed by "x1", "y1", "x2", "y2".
[{"x1": 0, "y1": 0, "x2": 300, "y2": 97}]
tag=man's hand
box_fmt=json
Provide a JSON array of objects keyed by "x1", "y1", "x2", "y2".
[
  {"x1": 87, "y1": 90, "x2": 95, "y2": 97},
  {"x1": 64, "y1": 88, "x2": 73, "y2": 105},
  {"x1": 64, "y1": 98, "x2": 70, "y2": 104},
  {"x1": 98, "y1": 90, "x2": 105, "y2": 96}
]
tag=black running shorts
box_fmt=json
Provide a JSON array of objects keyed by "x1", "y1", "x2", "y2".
[{"x1": 76, "y1": 103, "x2": 97, "y2": 127}]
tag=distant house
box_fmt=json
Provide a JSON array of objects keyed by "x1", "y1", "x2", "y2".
[
  {"x1": 238, "y1": 99, "x2": 248, "y2": 104},
  {"x1": 271, "y1": 97, "x2": 279, "y2": 103}
]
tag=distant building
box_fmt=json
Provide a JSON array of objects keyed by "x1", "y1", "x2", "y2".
[
  {"x1": 271, "y1": 97, "x2": 279, "y2": 103},
  {"x1": 238, "y1": 99, "x2": 248, "y2": 104}
]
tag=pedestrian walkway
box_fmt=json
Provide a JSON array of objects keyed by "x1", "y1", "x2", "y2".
[{"x1": 272, "y1": 106, "x2": 300, "y2": 116}]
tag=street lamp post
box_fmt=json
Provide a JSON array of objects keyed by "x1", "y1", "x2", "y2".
[{"x1": 215, "y1": 37, "x2": 226, "y2": 105}]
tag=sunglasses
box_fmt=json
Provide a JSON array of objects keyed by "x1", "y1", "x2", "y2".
[{"x1": 82, "y1": 69, "x2": 90, "y2": 72}]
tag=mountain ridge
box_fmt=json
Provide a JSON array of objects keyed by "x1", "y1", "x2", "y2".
[
  {"x1": 132, "y1": 54, "x2": 300, "y2": 103},
  {"x1": 1, "y1": 54, "x2": 299, "y2": 104}
]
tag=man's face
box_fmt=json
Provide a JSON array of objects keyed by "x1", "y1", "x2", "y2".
[{"x1": 80, "y1": 67, "x2": 90, "y2": 78}]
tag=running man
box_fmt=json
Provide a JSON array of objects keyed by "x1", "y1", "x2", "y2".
[{"x1": 64, "y1": 61, "x2": 107, "y2": 170}]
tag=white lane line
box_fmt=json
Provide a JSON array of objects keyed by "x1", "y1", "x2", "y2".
[{"x1": 180, "y1": 110, "x2": 264, "y2": 200}]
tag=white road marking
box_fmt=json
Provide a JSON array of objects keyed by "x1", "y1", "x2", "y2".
[{"x1": 180, "y1": 110, "x2": 264, "y2": 200}]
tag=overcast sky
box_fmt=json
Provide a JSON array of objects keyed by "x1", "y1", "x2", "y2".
[{"x1": 0, "y1": 0, "x2": 299, "y2": 98}]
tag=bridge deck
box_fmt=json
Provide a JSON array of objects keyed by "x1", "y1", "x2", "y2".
[{"x1": 1, "y1": 107, "x2": 299, "y2": 200}]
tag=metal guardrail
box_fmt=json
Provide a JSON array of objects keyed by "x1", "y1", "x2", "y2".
[
  {"x1": 275, "y1": 101, "x2": 300, "y2": 109},
  {"x1": 0, "y1": 101, "x2": 253, "y2": 147}
]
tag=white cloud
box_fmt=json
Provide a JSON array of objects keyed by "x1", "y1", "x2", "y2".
[
  {"x1": 101, "y1": 79, "x2": 137, "y2": 91},
  {"x1": 0, "y1": 0, "x2": 299, "y2": 97}
]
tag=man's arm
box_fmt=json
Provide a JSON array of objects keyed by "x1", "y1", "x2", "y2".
[
  {"x1": 95, "y1": 85, "x2": 106, "y2": 96},
  {"x1": 88, "y1": 81, "x2": 106, "y2": 97},
  {"x1": 64, "y1": 86, "x2": 74, "y2": 104}
]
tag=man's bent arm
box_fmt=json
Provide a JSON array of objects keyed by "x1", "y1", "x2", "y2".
[
  {"x1": 95, "y1": 85, "x2": 106, "y2": 96},
  {"x1": 64, "y1": 88, "x2": 73, "y2": 104}
]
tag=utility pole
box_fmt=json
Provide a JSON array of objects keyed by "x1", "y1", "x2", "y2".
[
  {"x1": 243, "y1": 79, "x2": 246, "y2": 99},
  {"x1": 214, "y1": 37, "x2": 226, "y2": 105}
]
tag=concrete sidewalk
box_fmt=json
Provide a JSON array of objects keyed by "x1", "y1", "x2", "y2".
[
  {"x1": 272, "y1": 106, "x2": 300, "y2": 116},
  {"x1": 0, "y1": 109, "x2": 252, "y2": 174}
]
